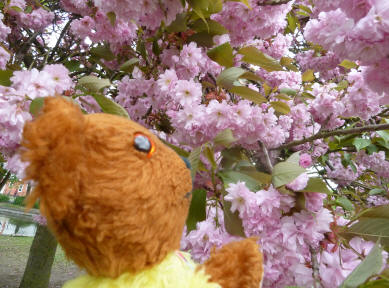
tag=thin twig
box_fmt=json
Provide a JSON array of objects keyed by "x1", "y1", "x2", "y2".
[
  {"x1": 259, "y1": 141, "x2": 273, "y2": 173},
  {"x1": 257, "y1": 0, "x2": 293, "y2": 6},
  {"x1": 271, "y1": 123, "x2": 389, "y2": 150},
  {"x1": 310, "y1": 246, "x2": 322, "y2": 288},
  {"x1": 48, "y1": 19, "x2": 73, "y2": 63}
]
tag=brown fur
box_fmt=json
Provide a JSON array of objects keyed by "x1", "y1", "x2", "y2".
[
  {"x1": 21, "y1": 97, "x2": 264, "y2": 286},
  {"x1": 200, "y1": 238, "x2": 264, "y2": 288},
  {"x1": 22, "y1": 97, "x2": 192, "y2": 278}
]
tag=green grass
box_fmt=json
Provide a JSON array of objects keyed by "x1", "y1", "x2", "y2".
[{"x1": 0, "y1": 236, "x2": 81, "y2": 288}]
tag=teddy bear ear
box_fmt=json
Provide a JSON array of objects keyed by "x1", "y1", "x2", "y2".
[{"x1": 21, "y1": 97, "x2": 85, "y2": 218}]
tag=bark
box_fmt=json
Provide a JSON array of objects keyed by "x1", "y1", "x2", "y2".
[
  {"x1": 0, "y1": 171, "x2": 10, "y2": 193},
  {"x1": 19, "y1": 225, "x2": 58, "y2": 288}
]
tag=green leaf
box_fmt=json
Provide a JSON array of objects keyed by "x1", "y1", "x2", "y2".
[
  {"x1": 204, "y1": 145, "x2": 217, "y2": 169},
  {"x1": 0, "y1": 70, "x2": 13, "y2": 86},
  {"x1": 377, "y1": 130, "x2": 389, "y2": 143},
  {"x1": 336, "y1": 197, "x2": 354, "y2": 211},
  {"x1": 240, "y1": 72, "x2": 264, "y2": 83},
  {"x1": 369, "y1": 188, "x2": 386, "y2": 196},
  {"x1": 191, "y1": 19, "x2": 228, "y2": 36},
  {"x1": 221, "y1": 147, "x2": 244, "y2": 169},
  {"x1": 214, "y1": 129, "x2": 236, "y2": 147},
  {"x1": 166, "y1": 13, "x2": 187, "y2": 33},
  {"x1": 238, "y1": 167, "x2": 272, "y2": 185},
  {"x1": 301, "y1": 177, "x2": 332, "y2": 195},
  {"x1": 77, "y1": 76, "x2": 111, "y2": 93},
  {"x1": 216, "y1": 67, "x2": 246, "y2": 89},
  {"x1": 218, "y1": 170, "x2": 261, "y2": 192},
  {"x1": 359, "y1": 280, "x2": 389, "y2": 288},
  {"x1": 286, "y1": 12, "x2": 299, "y2": 33},
  {"x1": 24, "y1": 5, "x2": 33, "y2": 13},
  {"x1": 161, "y1": 140, "x2": 190, "y2": 158},
  {"x1": 187, "y1": 0, "x2": 208, "y2": 26},
  {"x1": 302, "y1": 69, "x2": 315, "y2": 82},
  {"x1": 239, "y1": 46, "x2": 283, "y2": 72},
  {"x1": 63, "y1": 60, "x2": 81, "y2": 72},
  {"x1": 353, "y1": 138, "x2": 372, "y2": 152},
  {"x1": 186, "y1": 189, "x2": 207, "y2": 232},
  {"x1": 336, "y1": 80, "x2": 349, "y2": 91},
  {"x1": 152, "y1": 40, "x2": 161, "y2": 56},
  {"x1": 286, "y1": 151, "x2": 300, "y2": 164},
  {"x1": 189, "y1": 146, "x2": 202, "y2": 178},
  {"x1": 10, "y1": 5, "x2": 23, "y2": 12},
  {"x1": 29, "y1": 97, "x2": 45, "y2": 117},
  {"x1": 279, "y1": 88, "x2": 297, "y2": 96},
  {"x1": 207, "y1": 0, "x2": 223, "y2": 14},
  {"x1": 106, "y1": 11, "x2": 116, "y2": 26},
  {"x1": 342, "y1": 205, "x2": 389, "y2": 246},
  {"x1": 272, "y1": 161, "x2": 306, "y2": 188},
  {"x1": 367, "y1": 144, "x2": 379, "y2": 155},
  {"x1": 226, "y1": 0, "x2": 251, "y2": 8},
  {"x1": 339, "y1": 60, "x2": 358, "y2": 70},
  {"x1": 263, "y1": 82, "x2": 272, "y2": 96},
  {"x1": 230, "y1": 86, "x2": 267, "y2": 105},
  {"x1": 223, "y1": 198, "x2": 246, "y2": 237},
  {"x1": 187, "y1": 32, "x2": 214, "y2": 48},
  {"x1": 207, "y1": 43, "x2": 234, "y2": 67},
  {"x1": 119, "y1": 58, "x2": 139, "y2": 72},
  {"x1": 92, "y1": 94, "x2": 129, "y2": 118},
  {"x1": 280, "y1": 57, "x2": 299, "y2": 72},
  {"x1": 340, "y1": 241, "x2": 383, "y2": 288},
  {"x1": 90, "y1": 45, "x2": 115, "y2": 61},
  {"x1": 270, "y1": 101, "x2": 290, "y2": 114}
]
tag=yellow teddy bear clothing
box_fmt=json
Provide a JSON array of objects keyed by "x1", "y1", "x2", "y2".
[{"x1": 63, "y1": 251, "x2": 222, "y2": 288}]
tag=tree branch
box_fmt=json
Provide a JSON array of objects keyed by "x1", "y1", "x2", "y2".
[
  {"x1": 48, "y1": 19, "x2": 73, "y2": 63},
  {"x1": 310, "y1": 246, "x2": 322, "y2": 288},
  {"x1": 271, "y1": 123, "x2": 389, "y2": 151},
  {"x1": 257, "y1": 0, "x2": 293, "y2": 6},
  {"x1": 259, "y1": 141, "x2": 273, "y2": 173}
]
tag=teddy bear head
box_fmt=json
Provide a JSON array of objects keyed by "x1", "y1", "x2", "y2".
[{"x1": 21, "y1": 97, "x2": 192, "y2": 278}]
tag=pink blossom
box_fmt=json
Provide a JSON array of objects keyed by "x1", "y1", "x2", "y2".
[
  {"x1": 0, "y1": 47, "x2": 10, "y2": 70},
  {"x1": 225, "y1": 181, "x2": 253, "y2": 214},
  {"x1": 174, "y1": 80, "x2": 202, "y2": 107},
  {"x1": 305, "y1": 193, "x2": 327, "y2": 212},
  {"x1": 157, "y1": 69, "x2": 178, "y2": 93},
  {"x1": 94, "y1": 0, "x2": 183, "y2": 30},
  {"x1": 18, "y1": 8, "x2": 54, "y2": 31},
  {"x1": 32, "y1": 214, "x2": 47, "y2": 226},
  {"x1": 286, "y1": 173, "x2": 309, "y2": 191},
  {"x1": 309, "y1": 83, "x2": 345, "y2": 130},
  {"x1": 43, "y1": 64, "x2": 74, "y2": 94},
  {"x1": 4, "y1": 153, "x2": 28, "y2": 179},
  {"x1": 0, "y1": 15, "x2": 11, "y2": 41},
  {"x1": 299, "y1": 153, "x2": 312, "y2": 168},
  {"x1": 11, "y1": 69, "x2": 56, "y2": 99}
]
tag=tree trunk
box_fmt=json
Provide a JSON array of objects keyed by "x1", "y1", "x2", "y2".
[
  {"x1": 26, "y1": 183, "x2": 32, "y2": 197},
  {"x1": 19, "y1": 225, "x2": 58, "y2": 288},
  {"x1": 0, "y1": 171, "x2": 10, "y2": 193}
]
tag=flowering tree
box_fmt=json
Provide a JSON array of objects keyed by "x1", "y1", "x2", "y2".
[{"x1": 2, "y1": 0, "x2": 389, "y2": 287}]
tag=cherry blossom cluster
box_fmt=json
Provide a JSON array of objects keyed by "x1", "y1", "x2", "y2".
[
  {"x1": 0, "y1": 64, "x2": 73, "y2": 175},
  {"x1": 212, "y1": 1, "x2": 293, "y2": 46},
  {"x1": 305, "y1": 0, "x2": 389, "y2": 98}
]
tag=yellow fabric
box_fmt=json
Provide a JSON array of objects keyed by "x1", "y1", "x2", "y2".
[{"x1": 63, "y1": 251, "x2": 221, "y2": 288}]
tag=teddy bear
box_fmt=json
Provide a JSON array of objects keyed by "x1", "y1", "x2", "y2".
[{"x1": 21, "y1": 97, "x2": 264, "y2": 288}]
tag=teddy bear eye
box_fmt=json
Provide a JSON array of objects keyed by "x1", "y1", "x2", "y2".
[{"x1": 134, "y1": 133, "x2": 155, "y2": 158}]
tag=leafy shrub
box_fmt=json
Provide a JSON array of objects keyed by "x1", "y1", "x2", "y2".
[
  {"x1": 0, "y1": 194, "x2": 9, "y2": 203},
  {"x1": 12, "y1": 196, "x2": 26, "y2": 206}
]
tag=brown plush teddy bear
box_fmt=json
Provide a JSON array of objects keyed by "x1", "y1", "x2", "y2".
[{"x1": 21, "y1": 97, "x2": 264, "y2": 288}]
